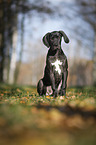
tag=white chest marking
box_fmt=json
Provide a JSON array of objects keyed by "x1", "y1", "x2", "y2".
[{"x1": 52, "y1": 59, "x2": 62, "y2": 74}]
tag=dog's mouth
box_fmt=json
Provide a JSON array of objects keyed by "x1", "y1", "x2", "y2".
[
  {"x1": 54, "y1": 44, "x2": 58, "y2": 46},
  {"x1": 53, "y1": 43, "x2": 59, "y2": 46},
  {"x1": 51, "y1": 46, "x2": 60, "y2": 51}
]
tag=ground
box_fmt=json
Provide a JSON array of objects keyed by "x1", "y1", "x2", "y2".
[{"x1": 0, "y1": 84, "x2": 96, "y2": 145}]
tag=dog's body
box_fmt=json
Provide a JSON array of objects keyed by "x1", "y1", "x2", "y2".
[{"x1": 37, "y1": 31, "x2": 69, "y2": 97}]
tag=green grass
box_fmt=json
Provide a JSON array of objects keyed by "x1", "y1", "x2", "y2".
[{"x1": 0, "y1": 84, "x2": 96, "y2": 145}]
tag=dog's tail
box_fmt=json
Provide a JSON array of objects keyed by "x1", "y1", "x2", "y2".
[{"x1": 59, "y1": 31, "x2": 69, "y2": 43}]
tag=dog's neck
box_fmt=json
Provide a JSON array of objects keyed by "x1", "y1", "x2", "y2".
[
  {"x1": 48, "y1": 48, "x2": 59, "y2": 56},
  {"x1": 51, "y1": 45, "x2": 61, "y2": 50},
  {"x1": 49, "y1": 45, "x2": 61, "y2": 54}
]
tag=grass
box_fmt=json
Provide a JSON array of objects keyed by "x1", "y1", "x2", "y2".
[{"x1": 0, "y1": 84, "x2": 96, "y2": 145}]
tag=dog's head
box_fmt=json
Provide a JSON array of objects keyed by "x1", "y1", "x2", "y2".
[{"x1": 43, "y1": 31, "x2": 69, "y2": 50}]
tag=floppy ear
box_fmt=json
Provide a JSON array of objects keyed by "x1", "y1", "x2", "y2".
[
  {"x1": 42, "y1": 32, "x2": 50, "y2": 48},
  {"x1": 59, "y1": 31, "x2": 69, "y2": 43}
]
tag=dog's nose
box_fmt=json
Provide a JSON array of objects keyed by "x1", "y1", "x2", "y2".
[
  {"x1": 53, "y1": 41, "x2": 59, "y2": 46},
  {"x1": 53, "y1": 43, "x2": 58, "y2": 46}
]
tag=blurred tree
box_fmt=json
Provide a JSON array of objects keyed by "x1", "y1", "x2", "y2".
[
  {"x1": 14, "y1": 14, "x2": 25, "y2": 84},
  {"x1": 0, "y1": 0, "x2": 54, "y2": 84},
  {"x1": 76, "y1": 0, "x2": 96, "y2": 85},
  {"x1": 0, "y1": 0, "x2": 4, "y2": 82},
  {"x1": 0, "y1": 0, "x2": 18, "y2": 83}
]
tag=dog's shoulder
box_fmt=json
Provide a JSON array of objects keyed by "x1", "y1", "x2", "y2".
[
  {"x1": 46, "y1": 49, "x2": 56, "y2": 62},
  {"x1": 58, "y1": 49, "x2": 67, "y2": 60}
]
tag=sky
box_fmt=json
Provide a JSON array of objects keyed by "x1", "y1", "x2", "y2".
[{"x1": 16, "y1": 0, "x2": 94, "y2": 63}]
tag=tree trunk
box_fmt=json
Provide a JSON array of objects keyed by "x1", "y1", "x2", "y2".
[
  {"x1": 93, "y1": 29, "x2": 96, "y2": 86},
  {"x1": 0, "y1": 1, "x2": 6, "y2": 82},
  {"x1": 14, "y1": 14, "x2": 25, "y2": 84},
  {"x1": 8, "y1": 30, "x2": 17, "y2": 84}
]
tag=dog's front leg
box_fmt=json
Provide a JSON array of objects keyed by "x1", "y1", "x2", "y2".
[
  {"x1": 60, "y1": 70, "x2": 68, "y2": 96},
  {"x1": 50, "y1": 71, "x2": 58, "y2": 97}
]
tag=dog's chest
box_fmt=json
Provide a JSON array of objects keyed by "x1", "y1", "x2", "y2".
[{"x1": 51, "y1": 59, "x2": 63, "y2": 75}]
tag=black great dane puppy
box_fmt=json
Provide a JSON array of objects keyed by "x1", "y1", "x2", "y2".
[{"x1": 37, "y1": 30, "x2": 69, "y2": 97}]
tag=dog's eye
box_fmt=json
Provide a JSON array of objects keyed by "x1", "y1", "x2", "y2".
[
  {"x1": 51, "y1": 37, "x2": 54, "y2": 40},
  {"x1": 56, "y1": 35, "x2": 60, "y2": 38},
  {"x1": 57, "y1": 35, "x2": 60, "y2": 38}
]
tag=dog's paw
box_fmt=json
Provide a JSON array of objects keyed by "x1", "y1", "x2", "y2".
[{"x1": 59, "y1": 89, "x2": 66, "y2": 96}]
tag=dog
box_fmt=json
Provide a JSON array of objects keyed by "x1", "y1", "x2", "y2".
[{"x1": 37, "y1": 30, "x2": 69, "y2": 97}]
